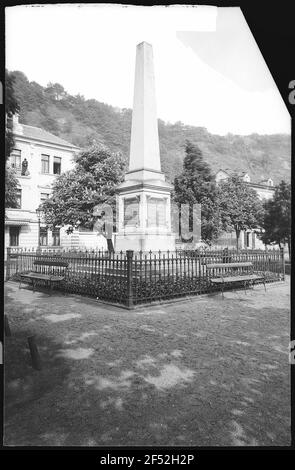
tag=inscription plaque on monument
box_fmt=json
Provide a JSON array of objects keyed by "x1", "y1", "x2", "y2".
[
  {"x1": 124, "y1": 197, "x2": 140, "y2": 227},
  {"x1": 147, "y1": 197, "x2": 166, "y2": 227}
]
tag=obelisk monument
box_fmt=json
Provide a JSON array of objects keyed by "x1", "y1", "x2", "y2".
[{"x1": 115, "y1": 42, "x2": 175, "y2": 252}]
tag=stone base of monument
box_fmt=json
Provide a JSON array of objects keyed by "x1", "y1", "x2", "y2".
[{"x1": 114, "y1": 232, "x2": 176, "y2": 253}]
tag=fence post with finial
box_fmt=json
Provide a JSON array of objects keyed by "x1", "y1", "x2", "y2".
[{"x1": 126, "y1": 250, "x2": 134, "y2": 308}]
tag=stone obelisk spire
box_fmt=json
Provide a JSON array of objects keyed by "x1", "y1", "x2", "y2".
[{"x1": 126, "y1": 42, "x2": 163, "y2": 180}]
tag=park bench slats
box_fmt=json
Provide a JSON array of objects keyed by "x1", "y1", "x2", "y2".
[
  {"x1": 211, "y1": 274, "x2": 264, "y2": 283},
  {"x1": 19, "y1": 259, "x2": 69, "y2": 295},
  {"x1": 206, "y1": 262, "x2": 253, "y2": 269},
  {"x1": 207, "y1": 261, "x2": 266, "y2": 298},
  {"x1": 33, "y1": 260, "x2": 69, "y2": 267},
  {"x1": 20, "y1": 273, "x2": 65, "y2": 281}
]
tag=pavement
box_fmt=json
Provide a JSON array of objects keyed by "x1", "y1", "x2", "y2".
[{"x1": 4, "y1": 277, "x2": 291, "y2": 446}]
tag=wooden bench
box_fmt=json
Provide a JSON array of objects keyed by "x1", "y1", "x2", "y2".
[
  {"x1": 206, "y1": 262, "x2": 266, "y2": 298},
  {"x1": 19, "y1": 259, "x2": 69, "y2": 295}
]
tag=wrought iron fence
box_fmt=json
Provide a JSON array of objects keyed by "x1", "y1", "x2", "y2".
[{"x1": 6, "y1": 247, "x2": 285, "y2": 307}]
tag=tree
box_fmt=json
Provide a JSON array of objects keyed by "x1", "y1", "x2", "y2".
[
  {"x1": 45, "y1": 82, "x2": 66, "y2": 101},
  {"x1": 9, "y1": 70, "x2": 44, "y2": 114},
  {"x1": 5, "y1": 70, "x2": 20, "y2": 209},
  {"x1": 5, "y1": 69, "x2": 20, "y2": 158},
  {"x1": 40, "y1": 143, "x2": 127, "y2": 232},
  {"x1": 5, "y1": 166, "x2": 20, "y2": 209},
  {"x1": 173, "y1": 141, "x2": 220, "y2": 244},
  {"x1": 217, "y1": 174, "x2": 264, "y2": 250},
  {"x1": 260, "y1": 180, "x2": 291, "y2": 255}
]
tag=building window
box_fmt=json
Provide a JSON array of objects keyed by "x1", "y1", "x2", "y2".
[
  {"x1": 246, "y1": 232, "x2": 251, "y2": 248},
  {"x1": 53, "y1": 156, "x2": 61, "y2": 175},
  {"x1": 252, "y1": 232, "x2": 256, "y2": 249},
  {"x1": 16, "y1": 188, "x2": 22, "y2": 209},
  {"x1": 52, "y1": 228, "x2": 60, "y2": 246},
  {"x1": 40, "y1": 192, "x2": 49, "y2": 204},
  {"x1": 79, "y1": 226, "x2": 93, "y2": 232},
  {"x1": 9, "y1": 226, "x2": 20, "y2": 246},
  {"x1": 9, "y1": 149, "x2": 21, "y2": 173},
  {"x1": 41, "y1": 154, "x2": 50, "y2": 174},
  {"x1": 39, "y1": 227, "x2": 48, "y2": 246},
  {"x1": 6, "y1": 115, "x2": 13, "y2": 129}
]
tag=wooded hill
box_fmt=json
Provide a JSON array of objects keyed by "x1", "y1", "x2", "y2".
[{"x1": 10, "y1": 70, "x2": 291, "y2": 184}]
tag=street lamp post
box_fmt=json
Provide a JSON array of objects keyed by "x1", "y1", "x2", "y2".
[{"x1": 36, "y1": 208, "x2": 42, "y2": 248}]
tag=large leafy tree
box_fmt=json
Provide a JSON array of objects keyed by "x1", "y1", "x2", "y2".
[
  {"x1": 260, "y1": 180, "x2": 291, "y2": 255},
  {"x1": 217, "y1": 174, "x2": 264, "y2": 250},
  {"x1": 5, "y1": 69, "x2": 20, "y2": 208},
  {"x1": 173, "y1": 141, "x2": 220, "y2": 244},
  {"x1": 40, "y1": 143, "x2": 127, "y2": 232}
]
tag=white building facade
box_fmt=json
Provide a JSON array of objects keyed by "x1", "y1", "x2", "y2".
[
  {"x1": 5, "y1": 116, "x2": 80, "y2": 252},
  {"x1": 5, "y1": 117, "x2": 112, "y2": 253}
]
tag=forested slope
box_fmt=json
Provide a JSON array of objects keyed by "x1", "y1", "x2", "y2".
[{"x1": 10, "y1": 70, "x2": 291, "y2": 184}]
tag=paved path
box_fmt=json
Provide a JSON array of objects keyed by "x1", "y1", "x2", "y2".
[{"x1": 4, "y1": 278, "x2": 290, "y2": 446}]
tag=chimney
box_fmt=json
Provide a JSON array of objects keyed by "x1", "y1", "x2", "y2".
[
  {"x1": 12, "y1": 113, "x2": 23, "y2": 135},
  {"x1": 12, "y1": 113, "x2": 19, "y2": 124}
]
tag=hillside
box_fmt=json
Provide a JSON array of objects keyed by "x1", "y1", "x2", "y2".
[{"x1": 10, "y1": 70, "x2": 291, "y2": 184}]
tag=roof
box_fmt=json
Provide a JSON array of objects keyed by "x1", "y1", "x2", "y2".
[
  {"x1": 216, "y1": 168, "x2": 239, "y2": 177},
  {"x1": 216, "y1": 169, "x2": 230, "y2": 175},
  {"x1": 249, "y1": 182, "x2": 275, "y2": 190},
  {"x1": 5, "y1": 209, "x2": 33, "y2": 224},
  {"x1": 216, "y1": 168, "x2": 248, "y2": 177},
  {"x1": 14, "y1": 124, "x2": 79, "y2": 149},
  {"x1": 216, "y1": 168, "x2": 275, "y2": 186},
  {"x1": 5, "y1": 220, "x2": 30, "y2": 226}
]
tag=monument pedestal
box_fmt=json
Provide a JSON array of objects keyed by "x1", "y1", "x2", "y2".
[
  {"x1": 115, "y1": 232, "x2": 176, "y2": 253},
  {"x1": 114, "y1": 176, "x2": 176, "y2": 253}
]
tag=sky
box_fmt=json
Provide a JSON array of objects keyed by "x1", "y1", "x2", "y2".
[{"x1": 5, "y1": 4, "x2": 290, "y2": 135}]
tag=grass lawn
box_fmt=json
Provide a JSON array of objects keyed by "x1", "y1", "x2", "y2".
[{"x1": 4, "y1": 278, "x2": 290, "y2": 446}]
